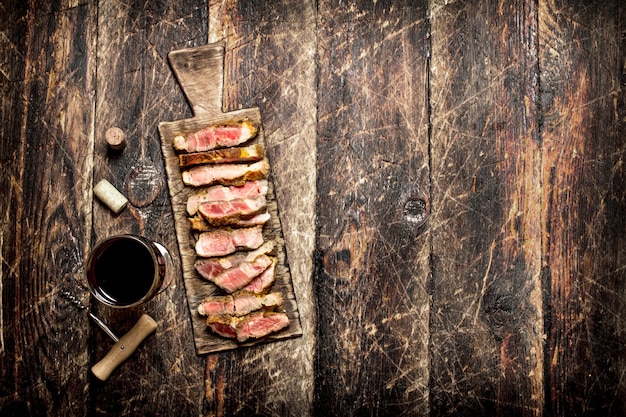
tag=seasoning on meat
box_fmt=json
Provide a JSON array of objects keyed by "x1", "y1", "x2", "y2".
[
  {"x1": 197, "y1": 291, "x2": 283, "y2": 317},
  {"x1": 173, "y1": 119, "x2": 258, "y2": 153},
  {"x1": 242, "y1": 256, "x2": 277, "y2": 294},
  {"x1": 205, "y1": 311, "x2": 290, "y2": 342},
  {"x1": 188, "y1": 215, "x2": 207, "y2": 232},
  {"x1": 206, "y1": 318, "x2": 237, "y2": 339},
  {"x1": 197, "y1": 295, "x2": 236, "y2": 316},
  {"x1": 179, "y1": 144, "x2": 264, "y2": 168},
  {"x1": 182, "y1": 159, "x2": 269, "y2": 187},
  {"x1": 237, "y1": 311, "x2": 290, "y2": 342},
  {"x1": 198, "y1": 196, "x2": 267, "y2": 227},
  {"x1": 189, "y1": 211, "x2": 270, "y2": 231},
  {"x1": 195, "y1": 226, "x2": 264, "y2": 258},
  {"x1": 187, "y1": 180, "x2": 269, "y2": 216},
  {"x1": 233, "y1": 291, "x2": 282, "y2": 315},
  {"x1": 195, "y1": 242, "x2": 275, "y2": 280},
  {"x1": 199, "y1": 254, "x2": 273, "y2": 293}
]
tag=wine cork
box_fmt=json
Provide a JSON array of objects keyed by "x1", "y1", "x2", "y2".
[
  {"x1": 105, "y1": 127, "x2": 126, "y2": 150},
  {"x1": 94, "y1": 179, "x2": 128, "y2": 214}
]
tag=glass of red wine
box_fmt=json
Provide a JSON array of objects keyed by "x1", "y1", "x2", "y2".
[{"x1": 86, "y1": 235, "x2": 173, "y2": 308}]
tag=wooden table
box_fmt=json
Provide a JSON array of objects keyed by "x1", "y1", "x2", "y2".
[{"x1": 1, "y1": 1, "x2": 624, "y2": 416}]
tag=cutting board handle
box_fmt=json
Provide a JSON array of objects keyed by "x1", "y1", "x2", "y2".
[{"x1": 168, "y1": 42, "x2": 225, "y2": 117}]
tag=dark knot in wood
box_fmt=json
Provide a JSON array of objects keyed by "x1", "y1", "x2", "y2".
[{"x1": 403, "y1": 192, "x2": 429, "y2": 231}]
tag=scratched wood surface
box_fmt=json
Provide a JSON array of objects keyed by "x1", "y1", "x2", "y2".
[
  {"x1": 0, "y1": 2, "x2": 96, "y2": 416},
  {"x1": 540, "y1": 1, "x2": 626, "y2": 415},
  {"x1": 429, "y1": 1, "x2": 544, "y2": 415},
  {"x1": 1, "y1": 0, "x2": 625, "y2": 416},
  {"x1": 314, "y1": 1, "x2": 432, "y2": 415},
  {"x1": 89, "y1": 1, "x2": 207, "y2": 415},
  {"x1": 205, "y1": 1, "x2": 318, "y2": 415}
]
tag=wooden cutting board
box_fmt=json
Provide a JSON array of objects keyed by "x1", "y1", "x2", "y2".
[{"x1": 158, "y1": 43, "x2": 302, "y2": 354}]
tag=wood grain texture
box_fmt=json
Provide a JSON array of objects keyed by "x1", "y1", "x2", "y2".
[
  {"x1": 207, "y1": 0, "x2": 318, "y2": 415},
  {"x1": 159, "y1": 43, "x2": 303, "y2": 354},
  {"x1": 0, "y1": 8, "x2": 28, "y2": 412},
  {"x1": 539, "y1": 1, "x2": 626, "y2": 415},
  {"x1": 0, "y1": 2, "x2": 96, "y2": 416},
  {"x1": 91, "y1": 1, "x2": 207, "y2": 415},
  {"x1": 1, "y1": 0, "x2": 625, "y2": 415},
  {"x1": 429, "y1": 0, "x2": 543, "y2": 415},
  {"x1": 315, "y1": 1, "x2": 431, "y2": 415}
]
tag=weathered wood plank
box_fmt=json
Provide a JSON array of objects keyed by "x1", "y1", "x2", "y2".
[
  {"x1": 91, "y1": 1, "x2": 207, "y2": 415},
  {"x1": 315, "y1": 1, "x2": 431, "y2": 415},
  {"x1": 539, "y1": 1, "x2": 626, "y2": 415},
  {"x1": 0, "y1": 2, "x2": 96, "y2": 416},
  {"x1": 429, "y1": 0, "x2": 543, "y2": 415},
  {"x1": 206, "y1": 0, "x2": 317, "y2": 415},
  {"x1": 0, "y1": 2, "x2": 35, "y2": 415}
]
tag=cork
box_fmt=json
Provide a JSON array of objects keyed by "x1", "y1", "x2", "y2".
[
  {"x1": 105, "y1": 127, "x2": 126, "y2": 150},
  {"x1": 94, "y1": 179, "x2": 128, "y2": 214}
]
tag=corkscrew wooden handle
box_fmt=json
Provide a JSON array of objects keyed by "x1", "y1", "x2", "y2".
[{"x1": 91, "y1": 314, "x2": 157, "y2": 381}]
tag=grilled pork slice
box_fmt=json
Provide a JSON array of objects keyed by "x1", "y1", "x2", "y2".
[
  {"x1": 189, "y1": 212, "x2": 271, "y2": 231},
  {"x1": 237, "y1": 311, "x2": 290, "y2": 342},
  {"x1": 187, "y1": 180, "x2": 269, "y2": 216},
  {"x1": 198, "y1": 291, "x2": 283, "y2": 317},
  {"x1": 206, "y1": 317, "x2": 237, "y2": 339},
  {"x1": 179, "y1": 144, "x2": 264, "y2": 168},
  {"x1": 173, "y1": 119, "x2": 258, "y2": 153},
  {"x1": 200, "y1": 254, "x2": 273, "y2": 293},
  {"x1": 182, "y1": 159, "x2": 269, "y2": 187},
  {"x1": 195, "y1": 226, "x2": 264, "y2": 258},
  {"x1": 205, "y1": 311, "x2": 290, "y2": 342},
  {"x1": 198, "y1": 196, "x2": 267, "y2": 227},
  {"x1": 197, "y1": 295, "x2": 236, "y2": 316},
  {"x1": 195, "y1": 242, "x2": 275, "y2": 280},
  {"x1": 234, "y1": 291, "x2": 282, "y2": 315},
  {"x1": 234, "y1": 212, "x2": 270, "y2": 227},
  {"x1": 242, "y1": 256, "x2": 277, "y2": 294}
]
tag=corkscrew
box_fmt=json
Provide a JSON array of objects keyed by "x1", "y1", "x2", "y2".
[
  {"x1": 62, "y1": 290, "x2": 120, "y2": 341},
  {"x1": 61, "y1": 289, "x2": 157, "y2": 381}
]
